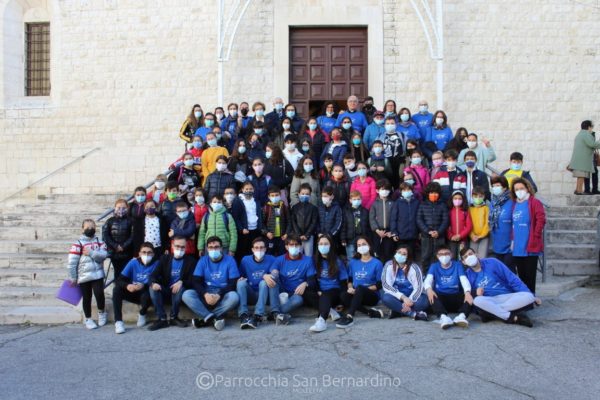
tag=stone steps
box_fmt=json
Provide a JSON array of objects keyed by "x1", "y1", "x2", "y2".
[
  {"x1": 545, "y1": 243, "x2": 597, "y2": 260},
  {"x1": 546, "y1": 217, "x2": 596, "y2": 231},
  {"x1": 0, "y1": 240, "x2": 72, "y2": 255},
  {"x1": 548, "y1": 259, "x2": 599, "y2": 276},
  {"x1": 0, "y1": 253, "x2": 67, "y2": 269},
  {"x1": 0, "y1": 213, "x2": 102, "y2": 227},
  {"x1": 546, "y1": 230, "x2": 597, "y2": 245},
  {"x1": 0, "y1": 227, "x2": 92, "y2": 241},
  {"x1": 0, "y1": 268, "x2": 67, "y2": 287},
  {"x1": 547, "y1": 205, "x2": 600, "y2": 218}
]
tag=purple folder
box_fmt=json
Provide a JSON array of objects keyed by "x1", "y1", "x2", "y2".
[{"x1": 56, "y1": 280, "x2": 83, "y2": 306}]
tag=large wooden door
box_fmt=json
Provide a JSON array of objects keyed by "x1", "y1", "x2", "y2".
[{"x1": 289, "y1": 27, "x2": 368, "y2": 118}]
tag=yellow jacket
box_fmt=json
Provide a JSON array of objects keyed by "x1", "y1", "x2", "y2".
[
  {"x1": 201, "y1": 146, "x2": 230, "y2": 183},
  {"x1": 469, "y1": 205, "x2": 490, "y2": 239}
]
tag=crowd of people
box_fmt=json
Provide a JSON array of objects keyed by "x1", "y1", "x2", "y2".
[{"x1": 67, "y1": 95, "x2": 548, "y2": 334}]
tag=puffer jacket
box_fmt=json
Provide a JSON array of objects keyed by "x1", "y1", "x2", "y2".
[
  {"x1": 204, "y1": 171, "x2": 234, "y2": 201},
  {"x1": 318, "y1": 202, "x2": 343, "y2": 237},
  {"x1": 129, "y1": 201, "x2": 146, "y2": 255},
  {"x1": 197, "y1": 207, "x2": 238, "y2": 253},
  {"x1": 369, "y1": 198, "x2": 394, "y2": 232},
  {"x1": 102, "y1": 216, "x2": 133, "y2": 260},
  {"x1": 170, "y1": 213, "x2": 197, "y2": 239},
  {"x1": 67, "y1": 235, "x2": 107, "y2": 283},
  {"x1": 325, "y1": 177, "x2": 351, "y2": 208},
  {"x1": 299, "y1": 129, "x2": 329, "y2": 163},
  {"x1": 341, "y1": 206, "x2": 369, "y2": 244},
  {"x1": 265, "y1": 159, "x2": 294, "y2": 189},
  {"x1": 416, "y1": 200, "x2": 449, "y2": 235},
  {"x1": 390, "y1": 197, "x2": 420, "y2": 240},
  {"x1": 288, "y1": 201, "x2": 319, "y2": 237}
]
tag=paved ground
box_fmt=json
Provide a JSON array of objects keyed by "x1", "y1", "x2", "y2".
[{"x1": 1, "y1": 287, "x2": 600, "y2": 400}]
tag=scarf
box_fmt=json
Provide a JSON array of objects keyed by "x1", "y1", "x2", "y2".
[{"x1": 489, "y1": 190, "x2": 511, "y2": 229}]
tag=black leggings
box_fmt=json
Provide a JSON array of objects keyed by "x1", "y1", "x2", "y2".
[
  {"x1": 303, "y1": 288, "x2": 342, "y2": 319},
  {"x1": 340, "y1": 285, "x2": 379, "y2": 316},
  {"x1": 112, "y1": 286, "x2": 152, "y2": 322},
  {"x1": 80, "y1": 278, "x2": 105, "y2": 319},
  {"x1": 514, "y1": 255, "x2": 538, "y2": 294},
  {"x1": 431, "y1": 292, "x2": 471, "y2": 317}
]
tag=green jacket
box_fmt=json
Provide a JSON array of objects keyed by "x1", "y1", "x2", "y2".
[
  {"x1": 197, "y1": 207, "x2": 238, "y2": 253},
  {"x1": 569, "y1": 130, "x2": 600, "y2": 173}
]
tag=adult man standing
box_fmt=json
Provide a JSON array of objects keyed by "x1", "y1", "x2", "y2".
[{"x1": 336, "y1": 95, "x2": 368, "y2": 133}]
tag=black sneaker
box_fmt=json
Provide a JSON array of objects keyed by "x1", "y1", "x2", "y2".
[
  {"x1": 148, "y1": 319, "x2": 169, "y2": 331},
  {"x1": 368, "y1": 308, "x2": 384, "y2": 318},
  {"x1": 267, "y1": 311, "x2": 278, "y2": 322},
  {"x1": 169, "y1": 318, "x2": 189, "y2": 328},
  {"x1": 276, "y1": 313, "x2": 291, "y2": 325},
  {"x1": 336, "y1": 315, "x2": 354, "y2": 328},
  {"x1": 389, "y1": 311, "x2": 403, "y2": 319},
  {"x1": 414, "y1": 311, "x2": 428, "y2": 321},
  {"x1": 191, "y1": 318, "x2": 205, "y2": 329},
  {"x1": 515, "y1": 313, "x2": 533, "y2": 328},
  {"x1": 246, "y1": 315, "x2": 258, "y2": 329},
  {"x1": 239, "y1": 313, "x2": 250, "y2": 329}
]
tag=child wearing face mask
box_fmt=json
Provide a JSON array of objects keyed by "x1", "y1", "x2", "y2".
[
  {"x1": 197, "y1": 195, "x2": 238, "y2": 257},
  {"x1": 192, "y1": 188, "x2": 209, "y2": 229},
  {"x1": 324, "y1": 164, "x2": 351, "y2": 207},
  {"x1": 103, "y1": 199, "x2": 134, "y2": 279},
  {"x1": 416, "y1": 183, "x2": 449, "y2": 273},
  {"x1": 446, "y1": 191, "x2": 472, "y2": 260},
  {"x1": 318, "y1": 187, "x2": 343, "y2": 242},
  {"x1": 247, "y1": 158, "x2": 272, "y2": 207},
  {"x1": 282, "y1": 134, "x2": 303, "y2": 171},
  {"x1": 169, "y1": 201, "x2": 197, "y2": 255},
  {"x1": 367, "y1": 140, "x2": 392, "y2": 183},
  {"x1": 468, "y1": 186, "x2": 490, "y2": 258},
  {"x1": 404, "y1": 149, "x2": 431, "y2": 200},
  {"x1": 142, "y1": 200, "x2": 165, "y2": 255},
  {"x1": 369, "y1": 179, "x2": 395, "y2": 262},
  {"x1": 341, "y1": 191, "x2": 370, "y2": 259},
  {"x1": 290, "y1": 156, "x2": 321, "y2": 206},
  {"x1": 159, "y1": 182, "x2": 186, "y2": 243},
  {"x1": 350, "y1": 133, "x2": 368, "y2": 164},
  {"x1": 350, "y1": 161, "x2": 377, "y2": 210},
  {"x1": 321, "y1": 128, "x2": 349, "y2": 167},
  {"x1": 390, "y1": 183, "x2": 420, "y2": 254},
  {"x1": 129, "y1": 186, "x2": 148, "y2": 256},
  {"x1": 204, "y1": 155, "x2": 234, "y2": 201},
  {"x1": 263, "y1": 186, "x2": 289, "y2": 256},
  {"x1": 288, "y1": 184, "x2": 319, "y2": 257},
  {"x1": 430, "y1": 151, "x2": 445, "y2": 179},
  {"x1": 236, "y1": 182, "x2": 263, "y2": 262},
  {"x1": 317, "y1": 101, "x2": 338, "y2": 135},
  {"x1": 201, "y1": 132, "x2": 230, "y2": 184},
  {"x1": 343, "y1": 154, "x2": 359, "y2": 180},
  {"x1": 432, "y1": 150, "x2": 466, "y2": 203},
  {"x1": 170, "y1": 152, "x2": 202, "y2": 196},
  {"x1": 319, "y1": 155, "x2": 335, "y2": 187},
  {"x1": 147, "y1": 174, "x2": 168, "y2": 204}
]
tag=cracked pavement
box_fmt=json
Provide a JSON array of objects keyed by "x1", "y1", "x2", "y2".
[{"x1": 1, "y1": 286, "x2": 599, "y2": 400}]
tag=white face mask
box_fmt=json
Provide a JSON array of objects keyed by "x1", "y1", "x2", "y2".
[
  {"x1": 224, "y1": 194, "x2": 235, "y2": 203},
  {"x1": 419, "y1": 105, "x2": 428, "y2": 113},
  {"x1": 216, "y1": 163, "x2": 227, "y2": 172},
  {"x1": 155, "y1": 181, "x2": 165, "y2": 190},
  {"x1": 438, "y1": 255, "x2": 451, "y2": 265},
  {"x1": 141, "y1": 255, "x2": 153, "y2": 265},
  {"x1": 435, "y1": 117, "x2": 444, "y2": 126},
  {"x1": 253, "y1": 250, "x2": 266, "y2": 260},
  {"x1": 464, "y1": 254, "x2": 478, "y2": 267},
  {"x1": 285, "y1": 143, "x2": 296, "y2": 151},
  {"x1": 515, "y1": 190, "x2": 528, "y2": 200},
  {"x1": 173, "y1": 249, "x2": 185, "y2": 259},
  {"x1": 378, "y1": 189, "x2": 390, "y2": 198},
  {"x1": 467, "y1": 141, "x2": 477, "y2": 149},
  {"x1": 357, "y1": 245, "x2": 370, "y2": 255},
  {"x1": 446, "y1": 161, "x2": 456, "y2": 170}
]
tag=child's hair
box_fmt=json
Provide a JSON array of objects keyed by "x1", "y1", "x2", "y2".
[
  {"x1": 81, "y1": 219, "x2": 95, "y2": 228},
  {"x1": 510, "y1": 152, "x2": 524, "y2": 161},
  {"x1": 299, "y1": 183, "x2": 313, "y2": 193},
  {"x1": 423, "y1": 182, "x2": 442, "y2": 196},
  {"x1": 215, "y1": 155, "x2": 228, "y2": 163},
  {"x1": 399, "y1": 183, "x2": 412, "y2": 191},
  {"x1": 349, "y1": 190, "x2": 362, "y2": 198},
  {"x1": 376, "y1": 178, "x2": 391, "y2": 190},
  {"x1": 268, "y1": 185, "x2": 281, "y2": 194},
  {"x1": 114, "y1": 198, "x2": 128, "y2": 208},
  {"x1": 432, "y1": 151, "x2": 444, "y2": 159},
  {"x1": 410, "y1": 148, "x2": 423, "y2": 157},
  {"x1": 464, "y1": 150, "x2": 477, "y2": 160},
  {"x1": 322, "y1": 154, "x2": 334, "y2": 162},
  {"x1": 133, "y1": 186, "x2": 146, "y2": 195},
  {"x1": 210, "y1": 194, "x2": 223, "y2": 202},
  {"x1": 472, "y1": 186, "x2": 486, "y2": 197},
  {"x1": 166, "y1": 181, "x2": 179, "y2": 191},
  {"x1": 144, "y1": 199, "x2": 157, "y2": 207},
  {"x1": 285, "y1": 234, "x2": 301, "y2": 245},
  {"x1": 490, "y1": 175, "x2": 509, "y2": 189},
  {"x1": 194, "y1": 187, "x2": 205, "y2": 195},
  {"x1": 372, "y1": 140, "x2": 383, "y2": 148},
  {"x1": 342, "y1": 153, "x2": 355, "y2": 161},
  {"x1": 322, "y1": 186, "x2": 334, "y2": 196},
  {"x1": 140, "y1": 242, "x2": 155, "y2": 253},
  {"x1": 443, "y1": 149, "x2": 458, "y2": 159},
  {"x1": 175, "y1": 201, "x2": 189, "y2": 210},
  {"x1": 242, "y1": 181, "x2": 254, "y2": 190}
]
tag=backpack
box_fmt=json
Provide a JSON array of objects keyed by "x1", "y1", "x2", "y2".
[{"x1": 203, "y1": 211, "x2": 230, "y2": 232}]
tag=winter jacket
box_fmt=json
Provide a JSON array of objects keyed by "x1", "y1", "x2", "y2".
[
  {"x1": 363, "y1": 122, "x2": 385, "y2": 149},
  {"x1": 129, "y1": 201, "x2": 146, "y2": 255},
  {"x1": 67, "y1": 236, "x2": 107, "y2": 283},
  {"x1": 404, "y1": 165, "x2": 431, "y2": 199},
  {"x1": 193, "y1": 203, "x2": 209, "y2": 226},
  {"x1": 170, "y1": 165, "x2": 201, "y2": 190},
  {"x1": 369, "y1": 198, "x2": 394, "y2": 232},
  {"x1": 432, "y1": 168, "x2": 466, "y2": 202},
  {"x1": 204, "y1": 170, "x2": 234, "y2": 201},
  {"x1": 299, "y1": 129, "x2": 329, "y2": 162},
  {"x1": 288, "y1": 201, "x2": 319, "y2": 237},
  {"x1": 290, "y1": 174, "x2": 321, "y2": 206},
  {"x1": 226, "y1": 197, "x2": 250, "y2": 232},
  {"x1": 341, "y1": 206, "x2": 370, "y2": 244},
  {"x1": 469, "y1": 205, "x2": 490, "y2": 240},
  {"x1": 390, "y1": 197, "x2": 420, "y2": 240},
  {"x1": 416, "y1": 200, "x2": 449, "y2": 235},
  {"x1": 512, "y1": 196, "x2": 546, "y2": 253},
  {"x1": 367, "y1": 155, "x2": 392, "y2": 183},
  {"x1": 325, "y1": 177, "x2": 351, "y2": 208},
  {"x1": 159, "y1": 198, "x2": 184, "y2": 240},
  {"x1": 447, "y1": 207, "x2": 473, "y2": 241},
  {"x1": 150, "y1": 254, "x2": 197, "y2": 289},
  {"x1": 459, "y1": 169, "x2": 491, "y2": 203},
  {"x1": 568, "y1": 129, "x2": 600, "y2": 173},
  {"x1": 350, "y1": 176, "x2": 377, "y2": 210},
  {"x1": 265, "y1": 159, "x2": 294, "y2": 189},
  {"x1": 197, "y1": 207, "x2": 238, "y2": 253},
  {"x1": 318, "y1": 202, "x2": 343, "y2": 237},
  {"x1": 247, "y1": 172, "x2": 272, "y2": 208},
  {"x1": 262, "y1": 201, "x2": 289, "y2": 237},
  {"x1": 102, "y1": 216, "x2": 133, "y2": 260},
  {"x1": 170, "y1": 213, "x2": 197, "y2": 239},
  {"x1": 321, "y1": 142, "x2": 348, "y2": 167}
]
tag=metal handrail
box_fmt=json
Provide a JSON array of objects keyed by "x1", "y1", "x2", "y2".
[
  {"x1": 1, "y1": 147, "x2": 101, "y2": 203},
  {"x1": 96, "y1": 169, "x2": 173, "y2": 222}
]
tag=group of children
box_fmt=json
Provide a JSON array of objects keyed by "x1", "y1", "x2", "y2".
[{"x1": 67, "y1": 97, "x2": 545, "y2": 333}]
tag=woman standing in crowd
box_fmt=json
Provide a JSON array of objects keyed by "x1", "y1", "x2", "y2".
[
  {"x1": 290, "y1": 156, "x2": 321, "y2": 206},
  {"x1": 179, "y1": 104, "x2": 203, "y2": 144},
  {"x1": 489, "y1": 176, "x2": 515, "y2": 271}
]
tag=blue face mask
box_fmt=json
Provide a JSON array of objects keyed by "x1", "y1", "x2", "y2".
[
  {"x1": 254, "y1": 129, "x2": 263, "y2": 135},
  {"x1": 318, "y1": 245, "x2": 330, "y2": 255},
  {"x1": 342, "y1": 123, "x2": 352, "y2": 130},
  {"x1": 394, "y1": 253, "x2": 407, "y2": 264},
  {"x1": 374, "y1": 118, "x2": 384, "y2": 125},
  {"x1": 465, "y1": 160, "x2": 476, "y2": 169},
  {"x1": 135, "y1": 195, "x2": 146, "y2": 203},
  {"x1": 511, "y1": 163, "x2": 522, "y2": 171},
  {"x1": 401, "y1": 191, "x2": 413, "y2": 200},
  {"x1": 193, "y1": 141, "x2": 202, "y2": 149},
  {"x1": 205, "y1": 120, "x2": 214, "y2": 127},
  {"x1": 357, "y1": 168, "x2": 367, "y2": 177},
  {"x1": 351, "y1": 199, "x2": 361, "y2": 208},
  {"x1": 288, "y1": 246, "x2": 301, "y2": 257},
  {"x1": 286, "y1": 111, "x2": 295, "y2": 119},
  {"x1": 211, "y1": 203, "x2": 223, "y2": 212},
  {"x1": 255, "y1": 110, "x2": 265, "y2": 117},
  {"x1": 269, "y1": 196, "x2": 281, "y2": 204},
  {"x1": 385, "y1": 124, "x2": 396, "y2": 133},
  {"x1": 265, "y1": 151, "x2": 272, "y2": 159},
  {"x1": 208, "y1": 250, "x2": 222, "y2": 260},
  {"x1": 299, "y1": 194, "x2": 310, "y2": 203},
  {"x1": 352, "y1": 138, "x2": 361, "y2": 146},
  {"x1": 184, "y1": 159, "x2": 194, "y2": 167},
  {"x1": 177, "y1": 211, "x2": 189, "y2": 219},
  {"x1": 492, "y1": 186, "x2": 504, "y2": 196},
  {"x1": 308, "y1": 123, "x2": 317, "y2": 131},
  {"x1": 400, "y1": 114, "x2": 410, "y2": 122},
  {"x1": 207, "y1": 139, "x2": 217, "y2": 147},
  {"x1": 304, "y1": 165, "x2": 314, "y2": 173},
  {"x1": 411, "y1": 157, "x2": 422, "y2": 165},
  {"x1": 404, "y1": 179, "x2": 415, "y2": 186},
  {"x1": 275, "y1": 103, "x2": 284, "y2": 111},
  {"x1": 302, "y1": 145, "x2": 310, "y2": 152}
]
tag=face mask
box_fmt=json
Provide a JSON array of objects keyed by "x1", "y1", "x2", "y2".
[
  {"x1": 173, "y1": 249, "x2": 185, "y2": 259},
  {"x1": 332, "y1": 133, "x2": 342, "y2": 141},
  {"x1": 308, "y1": 123, "x2": 317, "y2": 131},
  {"x1": 467, "y1": 141, "x2": 477, "y2": 149},
  {"x1": 207, "y1": 139, "x2": 217, "y2": 147},
  {"x1": 345, "y1": 162, "x2": 355, "y2": 170},
  {"x1": 302, "y1": 145, "x2": 310, "y2": 152},
  {"x1": 400, "y1": 114, "x2": 410, "y2": 122},
  {"x1": 265, "y1": 151, "x2": 272, "y2": 159},
  {"x1": 342, "y1": 123, "x2": 352, "y2": 130},
  {"x1": 464, "y1": 254, "x2": 478, "y2": 267},
  {"x1": 303, "y1": 164, "x2": 314, "y2": 173},
  {"x1": 141, "y1": 255, "x2": 153, "y2": 265},
  {"x1": 385, "y1": 124, "x2": 396, "y2": 133},
  {"x1": 326, "y1": 111, "x2": 334, "y2": 117},
  {"x1": 216, "y1": 163, "x2": 227, "y2": 172},
  {"x1": 492, "y1": 186, "x2": 504, "y2": 196},
  {"x1": 155, "y1": 181, "x2": 165, "y2": 190},
  {"x1": 375, "y1": 118, "x2": 384, "y2": 125},
  {"x1": 351, "y1": 199, "x2": 361, "y2": 208},
  {"x1": 177, "y1": 211, "x2": 189, "y2": 219},
  {"x1": 357, "y1": 168, "x2": 367, "y2": 177},
  {"x1": 352, "y1": 138, "x2": 361, "y2": 146},
  {"x1": 385, "y1": 111, "x2": 394, "y2": 117},
  {"x1": 378, "y1": 189, "x2": 390, "y2": 198},
  {"x1": 254, "y1": 129, "x2": 264, "y2": 136},
  {"x1": 224, "y1": 194, "x2": 235, "y2": 203},
  {"x1": 286, "y1": 111, "x2": 295, "y2": 119},
  {"x1": 473, "y1": 197, "x2": 484, "y2": 206},
  {"x1": 243, "y1": 191, "x2": 254, "y2": 198},
  {"x1": 216, "y1": 133, "x2": 223, "y2": 140},
  {"x1": 83, "y1": 228, "x2": 96, "y2": 238},
  {"x1": 255, "y1": 110, "x2": 265, "y2": 117},
  {"x1": 321, "y1": 197, "x2": 332, "y2": 206},
  {"x1": 435, "y1": 117, "x2": 444, "y2": 126},
  {"x1": 184, "y1": 159, "x2": 194, "y2": 167},
  {"x1": 145, "y1": 208, "x2": 156, "y2": 215},
  {"x1": 432, "y1": 159, "x2": 443, "y2": 167},
  {"x1": 270, "y1": 196, "x2": 281, "y2": 204},
  {"x1": 511, "y1": 163, "x2": 522, "y2": 171},
  {"x1": 453, "y1": 198, "x2": 463, "y2": 207},
  {"x1": 288, "y1": 246, "x2": 301, "y2": 257},
  {"x1": 253, "y1": 250, "x2": 265, "y2": 260},
  {"x1": 404, "y1": 179, "x2": 415, "y2": 186},
  {"x1": 229, "y1": 110, "x2": 238, "y2": 117},
  {"x1": 446, "y1": 161, "x2": 456, "y2": 169},
  {"x1": 241, "y1": 109, "x2": 248, "y2": 116},
  {"x1": 205, "y1": 120, "x2": 215, "y2": 127},
  {"x1": 211, "y1": 203, "x2": 223, "y2": 212},
  {"x1": 299, "y1": 194, "x2": 310, "y2": 203},
  {"x1": 419, "y1": 105, "x2": 428, "y2": 113},
  {"x1": 275, "y1": 103, "x2": 284, "y2": 111},
  {"x1": 357, "y1": 245, "x2": 370, "y2": 255},
  {"x1": 394, "y1": 253, "x2": 407, "y2": 264},
  {"x1": 208, "y1": 250, "x2": 222, "y2": 260},
  {"x1": 411, "y1": 157, "x2": 422, "y2": 165},
  {"x1": 465, "y1": 160, "x2": 476, "y2": 169},
  {"x1": 318, "y1": 245, "x2": 331, "y2": 255},
  {"x1": 373, "y1": 147, "x2": 383, "y2": 154},
  {"x1": 401, "y1": 191, "x2": 413, "y2": 200},
  {"x1": 193, "y1": 141, "x2": 202, "y2": 149},
  {"x1": 135, "y1": 195, "x2": 146, "y2": 203},
  {"x1": 285, "y1": 143, "x2": 296, "y2": 151},
  {"x1": 515, "y1": 190, "x2": 528, "y2": 200},
  {"x1": 215, "y1": 113, "x2": 224, "y2": 120},
  {"x1": 194, "y1": 111, "x2": 202, "y2": 119},
  {"x1": 438, "y1": 255, "x2": 451, "y2": 265},
  {"x1": 282, "y1": 123, "x2": 291, "y2": 130},
  {"x1": 237, "y1": 146, "x2": 246, "y2": 154},
  {"x1": 364, "y1": 103, "x2": 373, "y2": 109},
  {"x1": 167, "y1": 192, "x2": 178, "y2": 201},
  {"x1": 253, "y1": 165, "x2": 264, "y2": 174},
  {"x1": 428, "y1": 193, "x2": 440, "y2": 202},
  {"x1": 194, "y1": 195, "x2": 205, "y2": 204}
]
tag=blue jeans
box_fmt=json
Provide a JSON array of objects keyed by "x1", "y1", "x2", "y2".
[
  {"x1": 149, "y1": 284, "x2": 184, "y2": 320},
  {"x1": 382, "y1": 293, "x2": 429, "y2": 315},
  {"x1": 276, "y1": 288, "x2": 304, "y2": 314},
  {"x1": 236, "y1": 279, "x2": 277, "y2": 316},
  {"x1": 182, "y1": 289, "x2": 239, "y2": 320}
]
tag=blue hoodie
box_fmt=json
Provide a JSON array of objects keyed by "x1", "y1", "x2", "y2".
[
  {"x1": 321, "y1": 142, "x2": 348, "y2": 167},
  {"x1": 411, "y1": 112, "x2": 433, "y2": 143},
  {"x1": 240, "y1": 254, "x2": 276, "y2": 291},
  {"x1": 121, "y1": 258, "x2": 159, "y2": 285},
  {"x1": 397, "y1": 122, "x2": 421, "y2": 142},
  {"x1": 363, "y1": 122, "x2": 386, "y2": 149},
  {"x1": 466, "y1": 258, "x2": 531, "y2": 297},
  {"x1": 336, "y1": 110, "x2": 368, "y2": 133},
  {"x1": 170, "y1": 213, "x2": 196, "y2": 239}
]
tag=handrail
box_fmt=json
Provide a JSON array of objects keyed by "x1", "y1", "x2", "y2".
[
  {"x1": 1, "y1": 147, "x2": 101, "y2": 203},
  {"x1": 96, "y1": 169, "x2": 173, "y2": 222}
]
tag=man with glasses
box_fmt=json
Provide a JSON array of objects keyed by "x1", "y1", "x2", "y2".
[
  {"x1": 335, "y1": 95, "x2": 368, "y2": 133},
  {"x1": 182, "y1": 236, "x2": 239, "y2": 331},
  {"x1": 147, "y1": 237, "x2": 197, "y2": 331}
]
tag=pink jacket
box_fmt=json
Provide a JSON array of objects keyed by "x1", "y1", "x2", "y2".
[{"x1": 350, "y1": 176, "x2": 377, "y2": 210}]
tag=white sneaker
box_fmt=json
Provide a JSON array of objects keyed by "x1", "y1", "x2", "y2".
[
  {"x1": 115, "y1": 321, "x2": 126, "y2": 334},
  {"x1": 329, "y1": 308, "x2": 341, "y2": 321},
  {"x1": 137, "y1": 313, "x2": 147, "y2": 327},
  {"x1": 213, "y1": 318, "x2": 225, "y2": 331},
  {"x1": 440, "y1": 314, "x2": 454, "y2": 329},
  {"x1": 453, "y1": 313, "x2": 469, "y2": 328},
  {"x1": 97, "y1": 311, "x2": 108, "y2": 327},
  {"x1": 309, "y1": 316, "x2": 327, "y2": 333},
  {"x1": 85, "y1": 318, "x2": 98, "y2": 330},
  {"x1": 279, "y1": 292, "x2": 289, "y2": 305}
]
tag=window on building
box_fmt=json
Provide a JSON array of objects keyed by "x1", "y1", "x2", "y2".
[{"x1": 25, "y1": 22, "x2": 50, "y2": 96}]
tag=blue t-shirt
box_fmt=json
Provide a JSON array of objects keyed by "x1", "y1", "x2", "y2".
[
  {"x1": 411, "y1": 112, "x2": 433, "y2": 142},
  {"x1": 427, "y1": 260, "x2": 465, "y2": 295},
  {"x1": 122, "y1": 258, "x2": 159, "y2": 285},
  {"x1": 426, "y1": 126, "x2": 453, "y2": 150},
  {"x1": 512, "y1": 200, "x2": 531, "y2": 257},
  {"x1": 466, "y1": 258, "x2": 531, "y2": 296},
  {"x1": 240, "y1": 254, "x2": 276, "y2": 291},
  {"x1": 397, "y1": 122, "x2": 421, "y2": 142},
  {"x1": 270, "y1": 255, "x2": 317, "y2": 293},
  {"x1": 335, "y1": 110, "x2": 368, "y2": 133},
  {"x1": 170, "y1": 258, "x2": 184, "y2": 286},
  {"x1": 193, "y1": 255, "x2": 240, "y2": 292},
  {"x1": 348, "y1": 258, "x2": 383, "y2": 288},
  {"x1": 317, "y1": 258, "x2": 348, "y2": 291},
  {"x1": 393, "y1": 268, "x2": 415, "y2": 298},
  {"x1": 316, "y1": 115, "x2": 337, "y2": 134},
  {"x1": 491, "y1": 199, "x2": 514, "y2": 255}
]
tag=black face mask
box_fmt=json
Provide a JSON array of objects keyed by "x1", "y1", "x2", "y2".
[
  {"x1": 241, "y1": 109, "x2": 249, "y2": 116},
  {"x1": 363, "y1": 104, "x2": 373, "y2": 110},
  {"x1": 84, "y1": 228, "x2": 96, "y2": 238}
]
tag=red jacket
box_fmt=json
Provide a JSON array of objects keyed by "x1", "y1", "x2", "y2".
[
  {"x1": 512, "y1": 196, "x2": 546, "y2": 253},
  {"x1": 447, "y1": 206, "x2": 473, "y2": 241}
]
